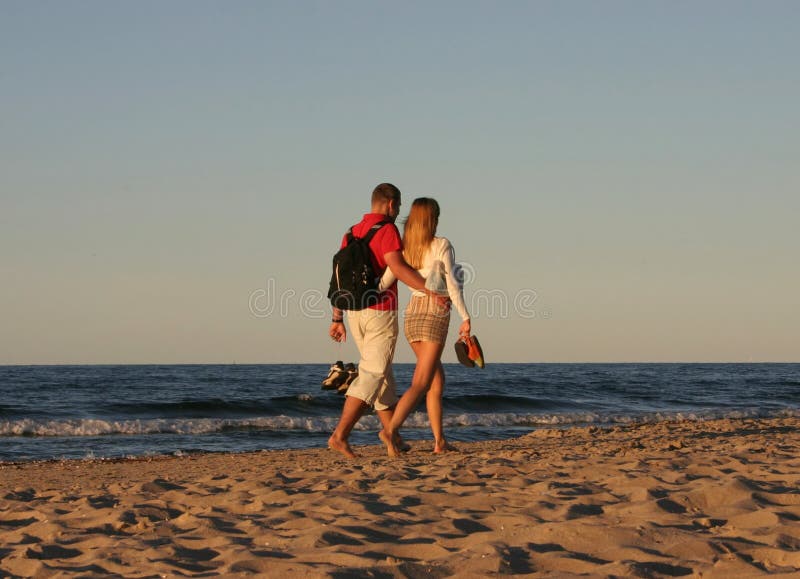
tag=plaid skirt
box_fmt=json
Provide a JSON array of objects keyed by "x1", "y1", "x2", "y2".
[{"x1": 404, "y1": 295, "x2": 451, "y2": 345}]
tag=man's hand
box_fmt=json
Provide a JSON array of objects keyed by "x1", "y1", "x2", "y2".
[
  {"x1": 329, "y1": 322, "x2": 346, "y2": 343},
  {"x1": 429, "y1": 291, "x2": 451, "y2": 310}
]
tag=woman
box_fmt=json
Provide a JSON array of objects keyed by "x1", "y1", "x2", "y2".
[{"x1": 378, "y1": 197, "x2": 472, "y2": 457}]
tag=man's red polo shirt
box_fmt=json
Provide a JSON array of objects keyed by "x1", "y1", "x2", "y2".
[{"x1": 340, "y1": 213, "x2": 402, "y2": 311}]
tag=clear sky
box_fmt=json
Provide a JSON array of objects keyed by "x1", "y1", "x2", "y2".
[{"x1": 1, "y1": 1, "x2": 798, "y2": 364}]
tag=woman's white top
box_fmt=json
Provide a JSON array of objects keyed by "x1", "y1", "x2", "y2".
[{"x1": 379, "y1": 236, "x2": 470, "y2": 322}]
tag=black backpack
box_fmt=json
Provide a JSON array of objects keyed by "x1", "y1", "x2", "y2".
[{"x1": 328, "y1": 220, "x2": 390, "y2": 311}]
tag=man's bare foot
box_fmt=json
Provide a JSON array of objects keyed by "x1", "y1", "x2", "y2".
[
  {"x1": 328, "y1": 434, "x2": 357, "y2": 459},
  {"x1": 433, "y1": 440, "x2": 457, "y2": 454},
  {"x1": 378, "y1": 430, "x2": 400, "y2": 458}
]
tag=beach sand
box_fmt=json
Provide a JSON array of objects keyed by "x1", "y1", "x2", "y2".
[{"x1": 2, "y1": 417, "x2": 799, "y2": 577}]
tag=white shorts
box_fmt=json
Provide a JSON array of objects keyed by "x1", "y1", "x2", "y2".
[{"x1": 345, "y1": 308, "x2": 399, "y2": 411}]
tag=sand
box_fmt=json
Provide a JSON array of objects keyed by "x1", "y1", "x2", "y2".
[{"x1": 1, "y1": 417, "x2": 799, "y2": 578}]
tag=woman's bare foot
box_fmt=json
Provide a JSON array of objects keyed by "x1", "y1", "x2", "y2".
[
  {"x1": 433, "y1": 440, "x2": 457, "y2": 454},
  {"x1": 328, "y1": 434, "x2": 357, "y2": 459},
  {"x1": 378, "y1": 430, "x2": 400, "y2": 458}
]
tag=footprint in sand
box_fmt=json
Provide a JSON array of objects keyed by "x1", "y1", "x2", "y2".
[
  {"x1": 316, "y1": 531, "x2": 364, "y2": 547},
  {"x1": 565, "y1": 504, "x2": 604, "y2": 519},
  {"x1": 628, "y1": 561, "x2": 693, "y2": 577},
  {"x1": 25, "y1": 544, "x2": 82, "y2": 560},
  {"x1": 172, "y1": 545, "x2": 220, "y2": 562},
  {"x1": 549, "y1": 481, "x2": 594, "y2": 497},
  {"x1": 4, "y1": 488, "x2": 37, "y2": 502},
  {"x1": 141, "y1": 478, "x2": 187, "y2": 494},
  {"x1": 202, "y1": 515, "x2": 248, "y2": 535},
  {"x1": 119, "y1": 504, "x2": 183, "y2": 524},
  {"x1": 87, "y1": 495, "x2": 117, "y2": 509},
  {"x1": 656, "y1": 498, "x2": 688, "y2": 514},
  {"x1": 0, "y1": 517, "x2": 39, "y2": 530},
  {"x1": 452, "y1": 518, "x2": 492, "y2": 534}
]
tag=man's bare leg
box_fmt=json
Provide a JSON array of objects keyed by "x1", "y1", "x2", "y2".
[{"x1": 329, "y1": 395, "x2": 367, "y2": 459}]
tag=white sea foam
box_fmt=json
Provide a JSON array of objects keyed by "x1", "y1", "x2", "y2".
[{"x1": 1, "y1": 407, "x2": 797, "y2": 438}]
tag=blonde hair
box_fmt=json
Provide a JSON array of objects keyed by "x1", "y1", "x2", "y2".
[{"x1": 403, "y1": 198, "x2": 440, "y2": 269}]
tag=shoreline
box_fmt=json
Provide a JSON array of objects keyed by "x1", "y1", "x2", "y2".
[
  {"x1": 2, "y1": 417, "x2": 799, "y2": 576},
  {"x1": 4, "y1": 408, "x2": 799, "y2": 465}
]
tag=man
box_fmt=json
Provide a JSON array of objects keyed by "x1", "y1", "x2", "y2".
[{"x1": 328, "y1": 183, "x2": 448, "y2": 458}]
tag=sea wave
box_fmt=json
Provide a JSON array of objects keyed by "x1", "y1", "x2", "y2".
[
  {"x1": 2, "y1": 407, "x2": 797, "y2": 438},
  {"x1": 101, "y1": 394, "x2": 331, "y2": 417}
]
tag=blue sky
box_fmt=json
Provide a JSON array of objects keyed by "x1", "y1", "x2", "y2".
[{"x1": 1, "y1": 1, "x2": 798, "y2": 363}]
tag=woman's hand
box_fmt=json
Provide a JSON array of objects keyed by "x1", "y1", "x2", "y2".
[{"x1": 458, "y1": 319, "x2": 471, "y2": 338}]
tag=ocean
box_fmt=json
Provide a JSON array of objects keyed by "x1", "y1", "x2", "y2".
[{"x1": 1, "y1": 364, "x2": 797, "y2": 463}]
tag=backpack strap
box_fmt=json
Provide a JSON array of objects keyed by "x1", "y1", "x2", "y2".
[
  {"x1": 347, "y1": 220, "x2": 390, "y2": 245},
  {"x1": 361, "y1": 220, "x2": 390, "y2": 244}
]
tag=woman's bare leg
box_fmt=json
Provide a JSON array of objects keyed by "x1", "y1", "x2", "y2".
[
  {"x1": 426, "y1": 360, "x2": 454, "y2": 452},
  {"x1": 379, "y1": 340, "x2": 444, "y2": 457}
]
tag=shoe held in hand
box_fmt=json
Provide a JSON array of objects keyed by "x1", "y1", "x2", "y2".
[
  {"x1": 454, "y1": 335, "x2": 485, "y2": 369},
  {"x1": 322, "y1": 361, "x2": 348, "y2": 390}
]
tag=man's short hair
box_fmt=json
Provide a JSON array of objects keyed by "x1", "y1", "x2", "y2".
[{"x1": 372, "y1": 183, "x2": 401, "y2": 204}]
